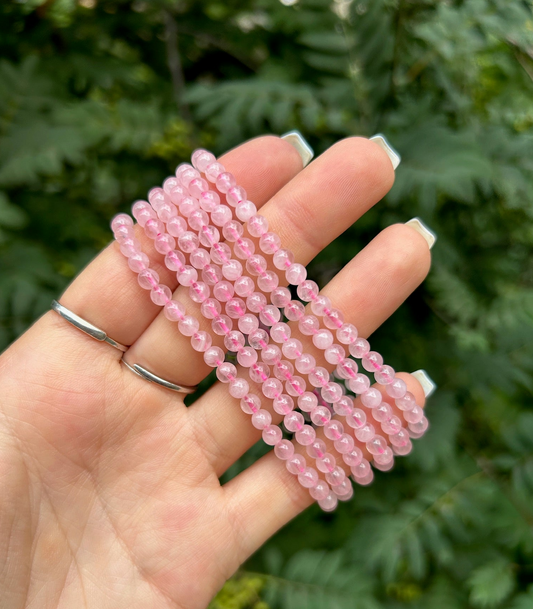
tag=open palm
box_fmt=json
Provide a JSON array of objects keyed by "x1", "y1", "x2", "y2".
[{"x1": 0, "y1": 135, "x2": 430, "y2": 609}]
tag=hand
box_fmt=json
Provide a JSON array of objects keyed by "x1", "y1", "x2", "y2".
[{"x1": 0, "y1": 136, "x2": 430, "y2": 609}]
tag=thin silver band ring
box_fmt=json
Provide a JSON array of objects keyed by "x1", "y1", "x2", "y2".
[
  {"x1": 51, "y1": 300, "x2": 129, "y2": 352},
  {"x1": 121, "y1": 357, "x2": 198, "y2": 394}
]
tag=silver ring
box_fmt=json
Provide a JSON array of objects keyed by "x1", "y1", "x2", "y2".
[
  {"x1": 51, "y1": 300, "x2": 129, "y2": 352},
  {"x1": 121, "y1": 357, "x2": 197, "y2": 394}
]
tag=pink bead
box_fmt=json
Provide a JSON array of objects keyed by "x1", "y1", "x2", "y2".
[
  {"x1": 249, "y1": 328, "x2": 269, "y2": 349},
  {"x1": 163, "y1": 176, "x2": 180, "y2": 194},
  {"x1": 286, "y1": 454, "x2": 306, "y2": 475},
  {"x1": 321, "y1": 382, "x2": 343, "y2": 404},
  {"x1": 273, "y1": 394, "x2": 294, "y2": 415},
  {"x1": 348, "y1": 373, "x2": 371, "y2": 394},
  {"x1": 178, "y1": 315, "x2": 200, "y2": 337},
  {"x1": 234, "y1": 276, "x2": 255, "y2": 297},
  {"x1": 295, "y1": 353, "x2": 316, "y2": 375},
  {"x1": 238, "y1": 313, "x2": 259, "y2": 334},
  {"x1": 334, "y1": 395, "x2": 354, "y2": 417},
  {"x1": 382, "y1": 415, "x2": 403, "y2": 435},
  {"x1": 191, "y1": 331, "x2": 212, "y2": 352},
  {"x1": 286, "y1": 376, "x2": 306, "y2": 397},
  {"x1": 252, "y1": 409, "x2": 272, "y2": 430},
  {"x1": 204, "y1": 346, "x2": 225, "y2": 368},
  {"x1": 298, "y1": 392, "x2": 318, "y2": 412},
  {"x1": 167, "y1": 216, "x2": 188, "y2": 237},
  {"x1": 191, "y1": 149, "x2": 216, "y2": 172},
  {"x1": 216, "y1": 362, "x2": 237, "y2": 383},
  {"x1": 132, "y1": 201, "x2": 155, "y2": 227},
  {"x1": 333, "y1": 479, "x2": 353, "y2": 498},
  {"x1": 386, "y1": 378, "x2": 407, "y2": 399},
  {"x1": 282, "y1": 338, "x2": 303, "y2": 359},
  {"x1": 198, "y1": 226, "x2": 220, "y2": 248},
  {"x1": 179, "y1": 167, "x2": 200, "y2": 188},
  {"x1": 284, "y1": 411, "x2": 304, "y2": 432},
  {"x1": 372, "y1": 403, "x2": 393, "y2": 423},
  {"x1": 325, "y1": 466, "x2": 346, "y2": 487},
  {"x1": 120, "y1": 237, "x2": 141, "y2": 258},
  {"x1": 273, "y1": 360, "x2": 294, "y2": 381},
  {"x1": 285, "y1": 262, "x2": 307, "y2": 285},
  {"x1": 226, "y1": 185, "x2": 247, "y2": 207},
  {"x1": 343, "y1": 447, "x2": 363, "y2": 467},
  {"x1": 324, "y1": 344, "x2": 346, "y2": 365},
  {"x1": 308, "y1": 367, "x2": 330, "y2": 388},
  {"x1": 222, "y1": 259, "x2": 243, "y2": 281},
  {"x1": 351, "y1": 459, "x2": 371, "y2": 479},
  {"x1": 298, "y1": 467, "x2": 319, "y2": 488},
  {"x1": 375, "y1": 365, "x2": 395, "y2": 385},
  {"x1": 355, "y1": 423, "x2": 375, "y2": 443},
  {"x1": 259, "y1": 232, "x2": 281, "y2": 254},
  {"x1": 361, "y1": 387, "x2": 383, "y2": 408},
  {"x1": 313, "y1": 329, "x2": 333, "y2": 350},
  {"x1": 150, "y1": 284, "x2": 172, "y2": 306},
  {"x1": 211, "y1": 204, "x2": 232, "y2": 226},
  {"x1": 324, "y1": 420, "x2": 344, "y2": 441},
  {"x1": 164, "y1": 299, "x2": 186, "y2": 322},
  {"x1": 210, "y1": 242, "x2": 231, "y2": 265},
  {"x1": 205, "y1": 161, "x2": 225, "y2": 183},
  {"x1": 297, "y1": 280, "x2": 319, "y2": 302},
  {"x1": 246, "y1": 292, "x2": 267, "y2": 313},
  {"x1": 188, "y1": 209, "x2": 209, "y2": 231},
  {"x1": 157, "y1": 202, "x2": 178, "y2": 223},
  {"x1": 113, "y1": 225, "x2": 133, "y2": 245},
  {"x1": 395, "y1": 391, "x2": 417, "y2": 411},
  {"x1": 409, "y1": 416, "x2": 429, "y2": 434},
  {"x1": 389, "y1": 429, "x2": 410, "y2": 447},
  {"x1": 284, "y1": 300, "x2": 305, "y2": 321},
  {"x1": 235, "y1": 200, "x2": 257, "y2": 222},
  {"x1": 324, "y1": 308, "x2": 344, "y2": 330},
  {"x1": 257, "y1": 271, "x2": 279, "y2": 293},
  {"x1": 165, "y1": 250, "x2": 185, "y2": 272},
  {"x1": 393, "y1": 440, "x2": 413, "y2": 456},
  {"x1": 309, "y1": 481, "x2": 330, "y2": 501},
  {"x1": 177, "y1": 266, "x2": 198, "y2": 287},
  {"x1": 349, "y1": 337, "x2": 370, "y2": 359},
  {"x1": 240, "y1": 393, "x2": 261, "y2": 415},
  {"x1": 138, "y1": 268, "x2": 160, "y2": 290},
  {"x1": 213, "y1": 281, "x2": 234, "y2": 302},
  {"x1": 374, "y1": 448, "x2": 394, "y2": 467},
  {"x1": 404, "y1": 404, "x2": 424, "y2": 424},
  {"x1": 354, "y1": 470, "x2": 374, "y2": 486},
  {"x1": 295, "y1": 425, "x2": 316, "y2": 446},
  {"x1": 318, "y1": 493, "x2": 338, "y2": 512},
  {"x1": 177, "y1": 231, "x2": 199, "y2": 254},
  {"x1": 201, "y1": 264, "x2": 222, "y2": 286},
  {"x1": 263, "y1": 425, "x2": 283, "y2": 446},
  {"x1": 336, "y1": 358, "x2": 358, "y2": 380},
  {"x1": 262, "y1": 344, "x2": 282, "y2": 366},
  {"x1": 215, "y1": 171, "x2": 236, "y2": 194},
  {"x1": 144, "y1": 218, "x2": 164, "y2": 240},
  {"x1": 346, "y1": 408, "x2": 366, "y2": 429},
  {"x1": 224, "y1": 330, "x2": 245, "y2": 352},
  {"x1": 271, "y1": 287, "x2": 291, "y2": 308},
  {"x1": 270, "y1": 322, "x2": 291, "y2": 343},
  {"x1": 273, "y1": 248, "x2": 294, "y2": 270},
  {"x1": 200, "y1": 298, "x2": 221, "y2": 320},
  {"x1": 260, "y1": 306, "x2": 282, "y2": 328},
  {"x1": 367, "y1": 435, "x2": 389, "y2": 456},
  {"x1": 188, "y1": 177, "x2": 209, "y2": 199},
  {"x1": 229, "y1": 377, "x2": 250, "y2": 399},
  {"x1": 247, "y1": 214, "x2": 269, "y2": 237},
  {"x1": 222, "y1": 220, "x2": 243, "y2": 242},
  {"x1": 154, "y1": 233, "x2": 176, "y2": 255},
  {"x1": 233, "y1": 238, "x2": 255, "y2": 259},
  {"x1": 310, "y1": 295, "x2": 331, "y2": 316},
  {"x1": 178, "y1": 197, "x2": 198, "y2": 218},
  {"x1": 225, "y1": 297, "x2": 246, "y2": 319},
  {"x1": 246, "y1": 254, "x2": 267, "y2": 276},
  {"x1": 190, "y1": 248, "x2": 210, "y2": 270},
  {"x1": 362, "y1": 351, "x2": 384, "y2": 372},
  {"x1": 337, "y1": 323, "x2": 358, "y2": 345},
  {"x1": 168, "y1": 184, "x2": 187, "y2": 205},
  {"x1": 128, "y1": 251, "x2": 149, "y2": 273},
  {"x1": 274, "y1": 439, "x2": 295, "y2": 460},
  {"x1": 237, "y1": 346, "x2": 258, "y2": 368},
  {"x1": 298, "y1": 315, "x2": 319, "y2": 336},
  {"x1": 190, "y1": 281, "x2": 211, "y2": 304},
  {"x1": 262, "y1": 378, "x2": 283, "y2": 399},
  {"x1": 306, "y1": 439, "x2": 327, "y2": 459},
  {"x1": 334, "y1": 433, "x2": 355, "y2": 454},
  {"x1": 212, "y1": 315, "x2": 233, "y2": 335},
  {"x1": 311, "y1": 406, "x2": 331, "y2": 426}
]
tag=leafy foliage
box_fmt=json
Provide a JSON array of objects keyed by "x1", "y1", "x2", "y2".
[{"x1": 1, "y1": 0, "x2": 533, "y2": 607}]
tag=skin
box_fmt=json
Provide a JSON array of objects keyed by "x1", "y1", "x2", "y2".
[{"x1": 0, "y1": 136, "x2": 431, "y2": 609}]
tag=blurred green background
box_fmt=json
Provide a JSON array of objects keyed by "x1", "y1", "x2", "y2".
[{"x1": 1, "y1": 0, "x2": 533, "y2": 606}]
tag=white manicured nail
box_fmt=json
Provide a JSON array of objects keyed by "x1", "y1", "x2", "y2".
[
  {"x1": 281, "y1": 130, "x2": 314, "y2": 167},
  {"x1": 369, "y1": 134, "x2": 401, "y2": 170},
  {"x1": 412, "y1": 370, "x2": 437, "y2": 398},
  {"x1": 405, "y1": 217, "x2": 437, "y2": 249}
]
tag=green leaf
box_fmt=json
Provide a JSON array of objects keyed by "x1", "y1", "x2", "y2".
[{"x1": 467, "y1": 560, "x2": 515, "y2": 608}]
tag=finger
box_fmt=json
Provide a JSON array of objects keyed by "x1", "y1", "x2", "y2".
[
  {"x1": 47, "y1": 135, "x2": 304, "y2": 355},
  {"x1": 127, "y1": 136, "x2": 394, "y2": 386},
  {"x1": 223, "y1": 372, "x2": 426, "y2": 565},
  {"x1": 192, "y1": 223, "x2": 431, "y2": 475}
]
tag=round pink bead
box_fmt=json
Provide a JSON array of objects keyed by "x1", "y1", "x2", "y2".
[
  {"x1": 178, "y1": 197, "x2": 198, "y2": 218},
  {"x1": 190, "y1": 331, "x2": 212, "y2": 352},
  {"x1": 224, "y1": 330, "x2": 245, "y2": 352},
  {"x1": 205, "y1": 161, "x2": 225, "y2": 183},
  {"x1": 247, "y1": 292, "x2": 267, "y2": 313},
  {"x1": 295, "y1": 425, "x2": 316, "y2": 446},
  {"x1": 285, "y1": 263, "x2": 307, "y2": 285},
  {"x1": 404, "y1": 404, "x2": 424, "y2": 424},
  {"x1": 234, "y1": 276, "x2": 255, "y2": 297},
  {"x1": 191, "y1": 149, "x2": 216, "y2": 172},
  {"x1": 393, "y1": 440, "x2": 413, "y2": 455},
  {"x1": 225, "y1": 297, "x2": 246, "y2": 319},
  {"x1": 333, "y1": 479, "x2": 353, "y2": 498},
  {"x1": 240, "y1": 393, "x2": 261, "y2": 414},
  {"x1": 306, "y1": 439, "x2": 327, "y2": 459},
  {"x1": 309, "y1": 481, "x2": 329, "y2": 501},
  {"x1": 229, "y1": 377, "x2": 250, "y2": 399},
  {"x1": 238, "y1": 313, "x2": 259, "y2": 334},
  {"x1": 349, "y1": 337, "x2": 370, "y2": 359},
  {"x1": 409, "y1": 416, "x2": 429, "y2": 434},
  {"x1": 179, "y1": 167, "x2": 200, "y2": 188},
  {"x1": 261, "y1": 344, "x2": 282, "y2": 365},
  {"x1": 190, "y1": 280, "x2": 211, "y2": 303},
  {"x1": 216, "y1": 362, "x2": 237, "y2": 383},
  {"x1": 313, "y1": 329, "x2": 333, "y2": 350},
  {"x1": 389, "y1": 429, "x2": 410, "y2": 448},
  {"x1": 167, "y1": 216, "x2": 188, "y2": 237},
  {"x1": 257, "y1": 271, "x2": 279, "y2": 293},
  {"x1": 285, "y1": 376, "x2": 306, "y2": 397},
  {"x1": 321, "y1": 382, "x2": 343, "y2": 404},
  {"x1": 284, "y1": 300, "x2": 305, "y2": 321},
  {"x1": 199, "y1": 190, "x2": 220, "y2": 212},
  {"x1": 226, "y1": 185, "x2": 247, "y2": 207},
  {"x1": 252, "y1": 409, "x2": 272, "y2": 430},
  {"x1": 282, "y1": 338, "x2": 303, "y2": 359},
  {"x1": 324, "y1": 344, "x2": 346, "y2": 365},
  {"x1": 164, "y1": 299, "x2": 186, "y2": 322},
  {"x1": 343, "y1": 447, "x2": 363, "y2": 467},
  {"x1": 284, "y1": 411, "x2": 304, "y2": 432},
  {"x1": 222, "y1": 220, "x2": 243, "y2": 242},
  {"x1": 235, "y1": 200, "x2": 257, "y2": 222},
  {"x1": 259, "y1": 232, "x2": 281, "y2": 254},
  {"x1": 211, "y1": 204, "x2": 232, "y2": 226},
  {"x1": 372, "y1": 403, "x2": 393, "y2": 423},
  {"x1": 114, "y1": 225, "x2": 135, "y2": 242},
  {"x1": 286, "y1": 454, "x2": 306, "y2": 475},
  {"x1": 237, "y1": 346, "x2": 258, "y2": 368},
  {"x1": 361, "y1": 387, "x2": 383, "y2": 408},
  {"x1": 346, "y1": 408, "x2": 366, "y2": 429},
  {"x1": 273, "y1": 360, "x2": 294, "y2": 381},
  {"x1": 386, "y1": 377, "x2": 407, "y2": 399},
  {"x1": 154, "y1": 233, "x2": 176, "y2": 255},
  {"x1": 295, "y1": 353, "x2": 316, "y2": 375},
  {"x1": 298, "y1": 392, "x2": 318, "y2": 413},
  {"x1": 308, "y1": 367, "x2": 330, "y2": 388},
  {"x1": 178, "y1": 315, "x2": 200, "y2": 337},
  {"x1": 163, "y1": 176, "x2": 180, "y2": 194},
  {"x1": 143, "y1": 218, "x2": 164, "y2": 240},
  {"x1": 177, "y1": 266, "x2": 198, "y2": 287},
  {"x1": 188, "y1": 177, "x2": 209, "y2": 199},
  {"x1": 190, "y1": 248, "x2": 210, "y2": 270},
  {"x1": 311, "y1": 406, "x2": 331, "y2": 426},
  {"x1": 375, "y1": 365, "x2": 395, "y2": 385},
  {"x1": 119, "y1": 237, "x2": 141, "y2": 258},
  {"x1": 259, "y1": 305, "x2": 281, "y2": 326},
  {"x1": 325, "y1": 466, "x2": 346, "y2": 487},
  {"x1": 247, "y1": 214, "x2": 269, "y2": 237},
  {"x1": 324, "y1": 420, "x2": 344, "y2": 441},
  {"x1": 374, "y1": 448, "x2": 394, "y2": 467},
  {"x1": 138, "y1": 268, "x2": 159, "y2": 290},
  {"x1": 334, "y1": 395, "x2": 354, "y2": 417},
  {"x1": 273, "y1": 394, "x2": 294, "y2": 416},
  {"x1": 262, "y1": 378, "x2": 283, "y2": 399},
  {"x1": 270, "y1": 322, "x2": 291, "y2": 343},
  {"x1": 263, "y1": 425, "x2": 283, "y2": 446},
  {"x1": 210, "y1": 242, "x2": 231, "y2": 264},
  {"x1": 213, "y1": 281, "x2": 234, "y2": 302},
  {"x1": 382, "y1": 415, "x2": 403, "y2": 435},
  {"x1": 150, "y1": 284, "x2": 172, "y2": 306},
  {"x1": 249, "y1": 329, "x2": 269, "y2": 349},
  {"x1": 222, "y1": 259, "x2": 243, "y2": 281},
  {"x1": 298, "y1": 467, "x2": 319, "y2": 488},
  {"x1": 273, "y1": 249, "x2": 295, "y2": 271},
  {"x1": 351, "y1": 459, "x2": 371, "y2": 479},
  {"x1": 296, "y1": 280, "x2": 319, "y2": 302},
  {"x1": 128, "y1": 251, "x2": 149, "y2": 273},
  {"x1": 310, "y1": 295, "x2": 331, "y2": 316},
  {"x1": 336, "y1": 358, "x2": 358, "y2": 380},
  {"x1": 298, "y1": 315, "x2": 319, "y2": 336},
  {"x1": 200, "y1": 298, "x2": 221, "y2": 320},
  {"x1": 204, "y1": 346, "x2": 225, "y2": 367},
  {"x1": 111, "y1": 213, "x2": 134, "y2": 231},
  {"x1": 318, "y1": 493, "x2": 338, "y2": 512},
  {"x1": 212, "y1": 315, "x2": 233, "y2": 335},
  {"x1": 274, "y1": 439, "x2": 295, "y2": 460},
  {"x1": 337, "y1": 323, "x2": 358, "y2": 345},
  {"x1": 234, "y1": 238, "x2": 255, "y2": 259},
  {"x1": 165, "y1": 250, "x2": 185, "y2": 272},
  {"x1": 215, "y1": 171, "x2": 236, "y2": 194},
  {"x1": 367, "y1": 435, "x2": 389, "y2": 456},
  {"x1": 348, "y1": 373, "x2": 371, "y2": 394},
  {"x1": 395, "y1": 391, "x2": 417, "y2": 411},
  {"x1": 168, "y1": 184, "x2": 187, "y2": 205},
  {"x1": 355, "y1": 423, "x2": 376, "y2": 443},
  {"x1": 323, "y1": 308, "x2": 344, "y2": 330},
  {"x1": 334, "y1": 433, "x2": 355, "y2": 454},
  {"x1": 362, "y1": 351, "x2": 384, "y2": 372},
  {"x1": 271, "y1": 287, "x2": 291, "y2": 308}
]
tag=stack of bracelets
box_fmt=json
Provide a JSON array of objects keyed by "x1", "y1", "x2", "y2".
[{"x1": 110, "y1": 148, "x2": 429, "y2": 512}]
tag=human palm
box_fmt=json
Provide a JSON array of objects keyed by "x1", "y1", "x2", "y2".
[{"x1": 0, "y1": 135, "x2": 430, "y2": 609}]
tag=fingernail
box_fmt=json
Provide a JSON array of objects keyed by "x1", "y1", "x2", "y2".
[
  {"x1": 405, "y1": 217, "x2": 437, "y2": 249},
  {"x1": 369, "y1": 134, "x2": 401, "y2": 170},
  {"x1": 281, "y1": 130, "x2": 314, "y2": 167},
  {"x1": 411, "y1": 370, "x2": 437, "y2": 398}
]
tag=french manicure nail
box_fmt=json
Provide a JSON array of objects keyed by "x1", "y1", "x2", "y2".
[
  {"x1": 281, "y1": 130, "x2": 314, "y2": 167},
  {"x1": 412, "y1": 370, "x2": 437, "y2": 398},
  {"x1": 369, "y1": 134, "x2": 401, "y2": 170},
  {"x1": 405, "y1": 217, "x2": 437, "y2": 249}
]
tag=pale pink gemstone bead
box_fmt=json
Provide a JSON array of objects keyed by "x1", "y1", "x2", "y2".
[
  {"x1": 252, "y1": 409, "x2": 272, "y2": 430},
  {"x1": 150, "y1": 284, "x2": 172, "y2": 306},
  {"x1": 261, "y1": 344, "x2": 282, "y2": 366},
  {"x1": 355, "y1": 423, "x2": 376, "y2": 443},
  {"x1": 346, "y1": 408, "x2": 366, "y2": 429},
  {"x1": 295, "y1": 425, "x2": 316, "y2": 446},
  {"x1": 274, "y1": 439, "x2": 295, "y2": 460},
  {"x1": 321, "y1": 381, "x2": 343, "y2": 404},
  {"x1": 222, "y1": 220, "x2": 243, "y2": 242},
  {"x1": 202, "y1": 263, "x2": 222, "y2": 285},
  {"x1": 111, "y1": 213, "x2": 134, "y2": 231},
  {"x1": 286, "y1": 376, "x2": 306, "y2": 397},
  {"x1": 226, "y1": 185, "x2": 247, "y2": 207},
  {"x1": 409, "y1": 416, "x2": 429, "y2": 434},
  {"x1": 362, "y1": 351, "x2": 384, "y2": 372},
  {"x1": 375, "y1": 365, "x2": 395, "y2": 385},
  {"x1": 286, "y1": 454, "x2": 306, "y2": 475},
  {"x1": 235, "y1": 200, "x2": 257, "y2": 222},
  {"x1": 259, "y1": 232, "x2": 281, "y2": 254},
  {"x1": 296, "y1": 280, "x2": 319, "y2": 302},
  {"x1": 198, "y1": 225, "x2": 220, "y2": 248},
  {"x1": 389, "y1": 429, "x2": 410, "y2": 447},
  {"x1": 164, "y1": 299, "x2": 186, "y2": 322},
  {"x1": 298, "y1": 467, "x2": 319, "y2": 488},
  {"x1": 199, "y1": 190, "x2": 220, "y2": 212},
  {"x1": 310, "y1": 406, "x2": 331, "y2": 426},
  {"x1": 404, "y1": 404, "x2": 424, "y2": 424},
  {"x1": 211, "y1": 204, "x2": 232, "y2": 226},
  {"x1": 213, "y1": 281, "x2": 234, "y2": 302},
  {"x1": 257, "y1": 271, "x2": 279, "y2": 293},
  {"x1": 284, "y1": 411, "x2": 304, "y2": 432},
  {"x1": 138, "y1": 268, "x2": 160, "y2": 290},
  {"x1": 233, "y1": 237, "x2": 255, "y2": 259},
  {"x1": 237, "y1": 346, "x2": 258, "y2": 368},
  {"x1": 176, "y1": 163, "x2": 193, "y2": 178},
  {"x1": 282, "y1": 338, "x2": 303, "y2": 359},
  {"x1": 349, "y1": 337, "x2": 370, "y2": 359},
  {"x1": 167, "y1": 216, "x2": 188, "y2": 237},
  {"x1": 263, "y1": 425, "x2": 283, "y2": 446},
  {"x1": 310, "y1": 295, "x2": 331, "y2": 316},
  {"x1": 154, "y1": 233, "x2": 176, "y2": 255},
  {"x1": 128, "y1": 251, "x2": 149, "y2": 273},
  {"x1": 336, "y1": 358, "x2": 358, "y2": 380},
  {"x1": 334, "y1": 395, "x2": 354, "y2": 417},
  {"x1": 178, "y1": 231, "x2": 199, "y2": 253},
  {"x1": 113, "y1": 224, "x2": 135, "y2": 242},
  {"x1": 309, "y1": 481, "x2": 329, "y2": 501},
  {"x1": 249, "y1": 328, "x2": 269, "y2": 349},
  {"x1": 132, "y1": 201, "x2": 154, "y2": 226},
  {"x1": 270, "y1": 322, "x2": 291, "y2": 343},
  {"x1": 374, "y1": 446, "x2": 394, "y2": 464},
  {"x1": 334, "y1": 433, "x2": 355, "y2": 454},
  {"x1": 178, "y1": 315, "x2": 200, "y2": 337},
  {"x1": 190, "y1": 331, "x2": 212, "y2": 352},
  {"x1": 157, "y1": 202, "x2": 178, "y2": 223},
  {"x1": 262, "y1": 378, "x2": 283, "y2": 399},
  {"x1": 234, "y1": 276, "x2": 255, "y2": 297},
  {"x1": 216, "y1": 171, "x2": 236, "y2": 194},
  {"x1": 148, "y1": 187, "x2": 167, "y2": 209},
  {"x1": 306, "y1": 439, "x2": 327, "y2": 459},
  {"x1": 355, "y1": 470, "x2": 374, "y2": 486},
  {"x1": 324, "y1": 420, "x2": 344, "y2": 441},
  {"x1": 348, "y1": 373, "x2": 371, "y2": 394},
  {"x1": 247, "y1": 292, "x2": 267, "y2": 313},
  {"x1": 247, "y1": 214, "x2": 269, "y2": 237},
  {"x1": 395, "y1": 391, "x2": 417, "y2": 411},
  {"x1": 179, "y1": 197, "x2": 199, "y2": 218},
  {"x1": 177, "y1": 266, "x2": 198, "y2": 286},
  {"x1": 188, "y1": 209, "x2": 209, "y2": 231},
  {"x1": 229, "y1": 377, "x2": 250, "y2": 399},
  {"x1": 318, "y1": 493, "x2": 338, "y2": 512},
  {"x1": 188, "y1": 177, "x2": 209, "y2": 199},
  {"x1": 246, "y1": 254, "x2": 267, "y2": 276},
  {"x1": 189, "y1": 281, "x2": 210, "y2": 304},
  {"x1": 144, "y1": 218, "x2": 164, "y2": 240},
  {"x1": 120, "y1": 237, "x2": 142, "y2": 257},
  {"x1": 191, "y1": 149, "x2": 216, "y2": 172},
  {"x1": 387, "y1": 377, "x2": 407, "y2": 399},
  {"x1": 190, "y1": 248, "x2": 210, "y2": 270},
  {"x1": 168, "y1": 184, "x2": 187, "y2": 205},
  {"x1": 211, "y1": 315, "x2": 233, "y2": 335},
  {"x1": 298, "y1": 392, "x2": 318, "y2": 413},
  {"x1": 324, "y1": 344, "x2": 346, "y2": 365},
  {"x1": 273, "y1": 394, "x2": 294, "y2": 415},
  {"x1": 284, "y1": 300, "x2": 305, "y2": 321},
  {"x1": 238, "y1": 313, "x2": 259, "y2": 334},
  {"x1": 295, "y1": 353, "x2": 316, "y2": 375},
  {"x1": 299, "y1": 315, "x2": 319, "y2": 336},
  {"x1": 179, "y1": 167, "x2": 200, "y2": 188},
  {"x1": 351, "y1": 459, "x2": 371, "y2": 479},
  {"x1": 240, "y1": 393, "x2": 261, "y2": 414},
  {"x1": 163, "y1": 176, "x2": 180, "y2": 194},
  {"x1": 204, "y1": 346, "x2": 225, "y2": 367},
  {"x1": 325, "y1": 466, "x2": 346, "y2": 487},
  {"x1": 308, "y1": 367, "x2": 330, "y2": 388},
  {"x1": 216, "y1": 362, "x2": 237, "y2": 383},
  {"x1": 273, "y1": 248, "x2": 294, "y2": 270},
  {"x1": 200, "y1": 298, "x2": 221, "y2": 319},
  {"x1": 224, "y1": 330, "x2": 245, "y2": 352},
  {"x1": 393, "y1": 440, "x2": 413, "y2": 456},
  {"x1": 205, "y1": 161, "x2": 225, "y2": 183},
  {"x1": 372, "y1": 403, "x2": 393, "y2": 423},
  {"x1": 313, "y1": 329, "x2": 333, "y2": 350},
  {"x1": 343, "y1": 447, "x2": 363, "y2": 467},
  {"x1": 222, "y1": 259, "x2": 243, "y2": 281},
  {"x1": 333, "y1": 479, "x2": 353, "y2": 498},
  {"x1": 165, "y1": 250, "x2": 185, "y2": 272},
  {"x1": 273, "y1": 360, "x2": 294, "y2": 381},
  {"x1": 382, "y1": 415, "x2": 403, "y2": 435},
  {"x1": 323, "y1": 308, "x2": 344, "y2": 330},
  {"x1": 337, "y1": 323, "x2": 358, "y2": 345},
  {"x1": 361, "y1": 387, "x2": 383, "y2": 408},
  {"x1": 286, "y1": 262, "x2": 307, "y2": 285},
  {"x1": 271, "y1": 287, "x2": 291, "y2": 308},
  {"x1": 367, "y1": 435, "x2": 389, "y2": 456},
  {"x1": 225, "y1": 298, "x2": 246, "y2": 319}
]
